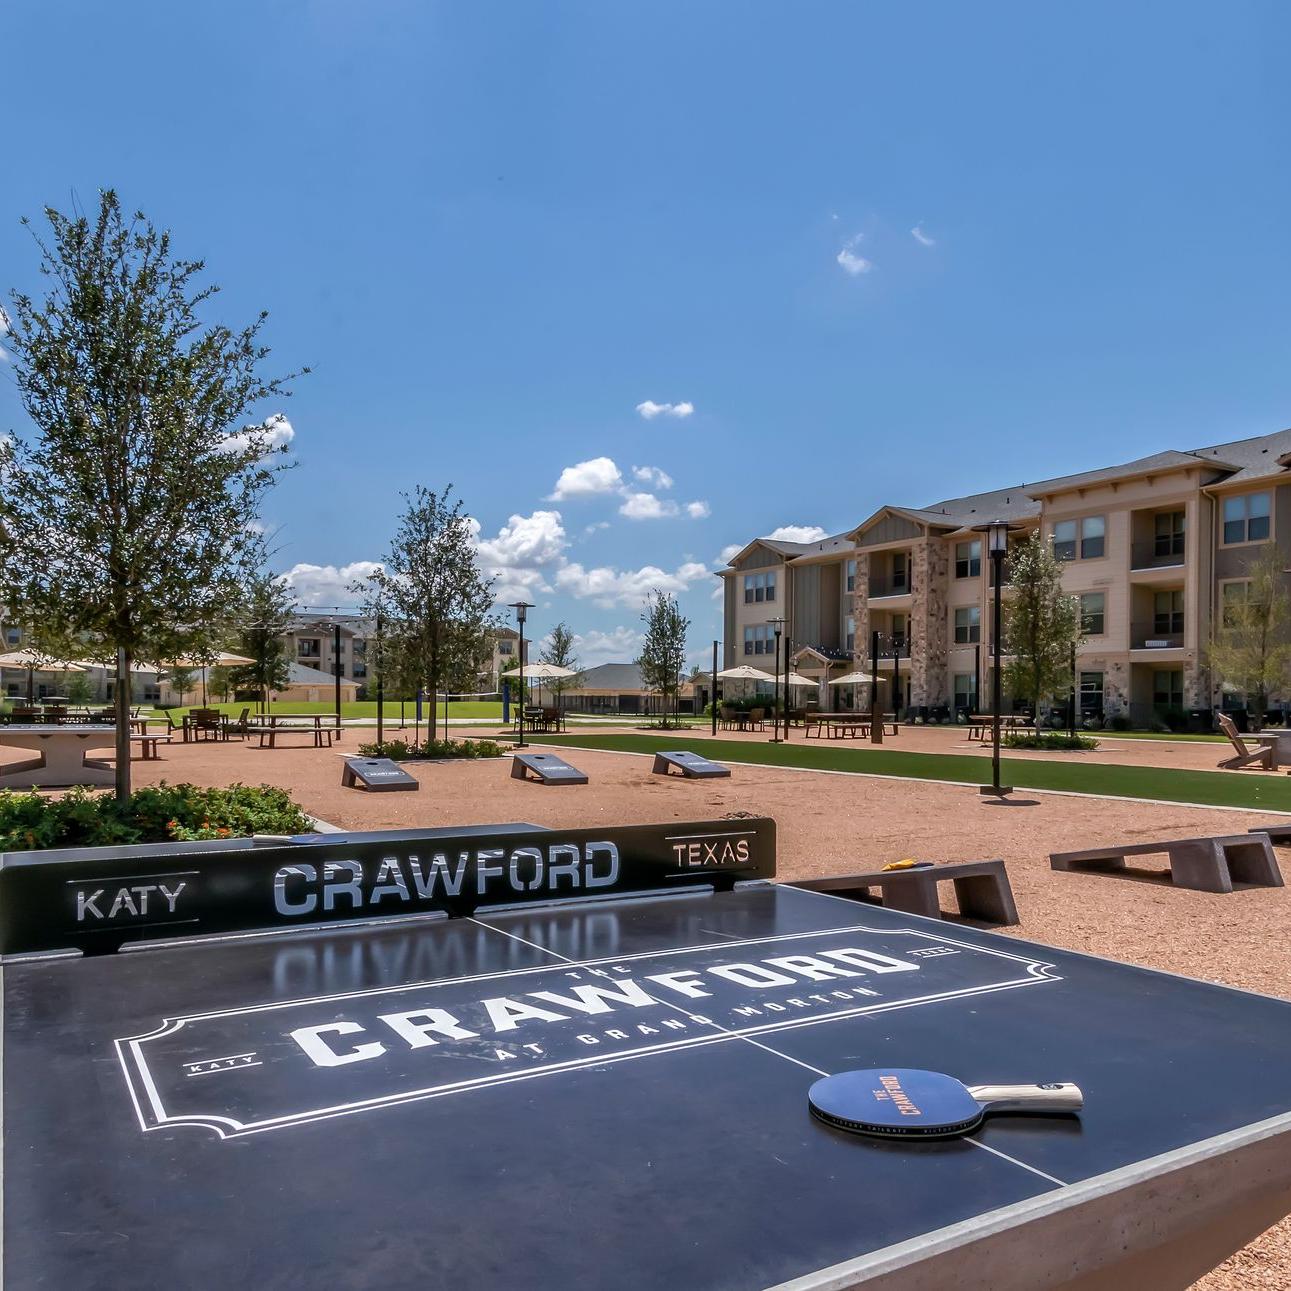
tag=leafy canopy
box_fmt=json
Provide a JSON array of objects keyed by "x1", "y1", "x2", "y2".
[
  {"x1": 1002, "y1": 531, "x2": 1083, "y2": 716},
  {"x1": 1207, "y1": 544, "x2": 1291, "y2": 726}
]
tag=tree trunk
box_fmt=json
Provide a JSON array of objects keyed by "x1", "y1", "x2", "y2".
[{"x1": 114, "y1": 646, "x2": 132, "y2": 801}]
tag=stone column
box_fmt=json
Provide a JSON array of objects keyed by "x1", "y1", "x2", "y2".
[{"x1": 910, "y1": 539, "x2": 948, "y2": 709}]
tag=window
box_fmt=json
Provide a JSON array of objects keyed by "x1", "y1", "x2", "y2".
[
  {"x1": 845, "y1": 559, "x2": 856, "y2": 593},
  {"x1": 4, "y1": 627, "x2": 20, "y2": 646},
  {"x1": 1080, "y1": 515, "x2": 1105, "y2": 559},
  {"x1": 1152, "y1": 590, "x2": 1184, "y2": 636},
  {"x1": 845, "y1": 615, "x2": 855, "y2": 653},
  {"x1": 1053, "y1": 516, "x2": 1105, "y2": 561},
  {"x1": 891, "y1": 553, "x2": 908, "y2": 591},
  {"x1": 298, "y1": 638, "x2": 320, "y2": 659},
  {"x1": 953, "y1": 606, "x2": 980, "y2": 644},
  {"x1": 743, "y1": 624, "x2": 774, "y2": 656},
  {"x1": 1222, "y1": 492, "x2": 1270, "y2": 545},
  {"x1": 1154, "y1": 511, "x2": 1185, "y2": 558},
  {"x1": 954, "y1": 540, "x2": 981, "y2": 580},
  {"x1": 1153, "y1": 669, "x2": 1183, "y2": 710},
  {"x1": 953, "y1": 673, "x2": 977, "y2": 713},
  {"x1": 1221, "y1": 581, "x2": 1249, "y2": 628},
  {"x1": 743, "y1": 571, "x2": 777, "y2": 604},
  {"x1": 352, "y1": 638, "x2": 367, "y2": 657},
  {"x1": 352, "y1": 663, "x2": 367, "y2": 679},
  {"x1": 1079, "y1": 592, "x2": 1105, "y2": 636},
  {"x1": 1079, "y1": 672, "x2": 1104, "y2": 716},
  {"x1": 890, "y1": 613, "x2": 907, "y2": 649},
  {"x1": 498, "y1": 639, "x2": 514, "y2": 655}
]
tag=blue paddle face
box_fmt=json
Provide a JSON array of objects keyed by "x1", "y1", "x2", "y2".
[{"x1": 808, "y1": 1068, "x2": 984, "y2": 1138}]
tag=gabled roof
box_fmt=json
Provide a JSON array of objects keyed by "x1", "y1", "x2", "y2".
[
  {"x1": 284, "y1": 661, "x2": 356, "y2": 687},
  {"x1": 720, "y1": 529, "x2": 854, "y2": 570}
]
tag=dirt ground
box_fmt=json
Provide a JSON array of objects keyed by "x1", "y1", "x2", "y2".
[{"x1": 33, "y1": 734, "x2": 1291, "y2": 1286}]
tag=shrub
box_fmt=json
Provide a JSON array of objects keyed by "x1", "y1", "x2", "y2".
[
  {"x1": 357, "y1": 737, "x2": 505, "y2": 760},
  {"x1": 1003, "y1": 732, "x2": 1099, "y2": 751},
  {"x1": 1104, "y1": 714, "x2": 1132, "y2": 732},
  {"x1": 0, "y1": 782, "x2": 311, "y2": 851}
]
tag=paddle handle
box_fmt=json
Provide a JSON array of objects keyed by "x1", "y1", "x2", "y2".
[{"x1": 966, "y1": 1082, "x2": 1084, "y2": 1114}]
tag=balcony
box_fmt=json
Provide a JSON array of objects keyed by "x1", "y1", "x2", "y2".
[
  {"x1": 868, "y1": 577, "x2": 913, "y2": 599},
  {"x1": 1131, "y1": 621, "x2": 1185, "y2": 651},
  {"x1": 1130, "y1": 540, "x2": 1186, "y2": 573}
]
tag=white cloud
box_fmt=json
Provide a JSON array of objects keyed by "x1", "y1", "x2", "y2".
[
  {"x1": 555, "y1": 559, "x2": 711, "y2": 609},
  {"x1": 911, "y1": 223, "x2": 936, "y2": 247},
  {"x1": 836, "y1": 233, "x2": 873, "y2": 276},
  {"x1": 635, "y1": 400, "x2": 694, "y2": 420},
  {"x1": 224, "y1": 411, "x2": 295, "y2": 456},
  {"x1": 766, "y1": 525, "x2": 829, "y2": 543},
  {"x1": 631, "y1": 464, "x2": 674, "y2": 490},
  {"x1": 548, "y1": 456, "x2": 623, "y2": 500},
  {"x1": 583, "y1": 521, "x2": 610, "y2": 536},
  {"x1": 685, "y1": 500, "x2": 711, "y2": 519},
  {"x1": 567, "y1": 626, "x2": 644, "y2": 668},
  {"x1": 618, "y1": 491, "x2": 679, "y2": 520},
  {"x1": 278, "y1": 560, "x2": 380, "y2": 606},
  {"x1": 719, "y1": 543, "x2": 743, "y2": 564},
  {"x1": 474, "y1": 509, "x2": 567, "y2": 569},
  {"x1": 0, "y1": 306, "x2": 9, "y2": 362}
]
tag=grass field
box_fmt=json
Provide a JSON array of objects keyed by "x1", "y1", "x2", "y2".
[
  {"x1": 530, "y1": 731, "x2": 1291, "y2": 813},
  {"x1": 145, "y1": 700, "x2": 506, "y2": 720}
]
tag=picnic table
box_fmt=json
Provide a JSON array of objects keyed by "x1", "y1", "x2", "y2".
[
  {"x1": 1253, "y1": 730, "x2": 1291, "y2": 767},
  {"x1": 804, "y1": 712, "x2": 900, "y2": 739},
  {"x1": 247, "y1": 713, "x2": 342, "y2": 749},
  {"x1": 0, "y1": 724, "x2": 117, "y2": 788},
  {"x1": 968, "y1": 713, "x2": 1033, "y2": 741}
]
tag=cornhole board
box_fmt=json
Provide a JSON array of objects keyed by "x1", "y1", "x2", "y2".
[
  {"x1": 511, "y1": 751, "x2": 588, "y2": 785},
  {"x1": 651, "y1": 750, "x2": 730, "y2": 779},
  {"x1": 1251, "y1": 823, "x2": 1291, "y2": 845},
  {"x1": 341, "y1": 757, "x2": 419, "y2": 792}
]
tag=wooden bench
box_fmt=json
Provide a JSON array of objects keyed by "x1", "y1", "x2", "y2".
[
  {"x1": 130, "y1": 733, "x2": 172, "y2": 762},
  {"x1": 1050, "y1": 835, "x2": 1284, "y2": 894},
  {"x1": 787, "y1": 859, "x2": 1019, "y2": 925},
  {"x1": 248, "y1": 724, "x2": 338, "y2": 749}
]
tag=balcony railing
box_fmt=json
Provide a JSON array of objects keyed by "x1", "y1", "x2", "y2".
[
  {"x1": 868, "y1": 577, "x2": 913, "y2": 598},
  {"x1": 1130, "y1": 540, "x2": 1186, "y2": 571},
  {"x1": 1131, "y1": 621, "x2": 1185, "y2": 650}
]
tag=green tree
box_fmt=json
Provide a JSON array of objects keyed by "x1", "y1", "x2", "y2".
[
  {"x1": 229, "y1": 572, "x2": 296, "y2": 710},
  {"x1": 636, "y1": 591, "x2": 689, "y2": 727},
  {"x1": 161, "y1": 665, "x2": 197, "y2": 708},
  {"x1": 1002, "y1": 531, "x2": 1083, "y2": 721},
  {"x1": 356, "y1": 486, "x2": 498, "y2": 742},
  {"x1": 1207, "y1": 545, "x2": 1291, "y2": 728},
  {"x1": 0, "y1": 191, "x2": 300, "y2": 796},
  {"x1": 65, "y1": 670, "x2": 95, "y2": 707},
  {"x1": 540, "y1": 622, "x2": 582, "y2": 702},
  {"x1": 208, "y1": 664, "x2": 234, "y2": 705}
]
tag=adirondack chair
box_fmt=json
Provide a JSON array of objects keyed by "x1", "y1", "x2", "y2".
[{"x1": 1217, "y1": 713, "x2": 1275, "y2": 771}]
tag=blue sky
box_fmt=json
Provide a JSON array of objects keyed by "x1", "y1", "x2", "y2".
[{"x1": 3, "y1": 2, "x2": 1288, "y2": 666}]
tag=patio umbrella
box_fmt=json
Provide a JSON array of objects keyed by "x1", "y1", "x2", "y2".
[
  {"x1": 501, "y1": 662, "x2": 577, "y2": 708},
  {"x1": 0, "y1": 651, "x2": 87, "y2": 704},
  {"x1": 716, "y1": 665, "x2": 776, "y2": 681},
  {"x1": 774, "y1": 672, "x2": 819, "y2": 688},
  {"x1": 826, "y1": 670, "x2": 881, "y2": 687},
  {"x1": 158, "y1": 652, "x2": 256, "y2": 705}
]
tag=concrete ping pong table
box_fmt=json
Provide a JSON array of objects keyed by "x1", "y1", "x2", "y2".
[{"x1": 3, "y1": 818, "x2": 1291, "y2": 1290}]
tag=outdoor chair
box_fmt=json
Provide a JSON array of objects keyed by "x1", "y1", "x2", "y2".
[
  {"x1": 747, "y1": 707, "x2": 766, "y2": 731},
  {"x1": 1217, "y1": 713, "x2": 1276, "y2": 771},
  {"x1": 223, "y1": 707, "x2": 252, "y2": 739},
  {"x1": 161, "y1": 710, "x2": 188, "y2": 742},
  {"x1": 189, "y1": 708, "x2": 224, "y2": 742},
  {"x1": 718, "y1": 705, "x2": 738, "y2": 731},
  {"x1": 11, "y1": 707, "x2": 39, "y2": 724}
]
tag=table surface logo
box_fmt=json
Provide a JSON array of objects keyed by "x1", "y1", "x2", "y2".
[{"x1": 116, "y1": 923, "x2": 1059, "y2": 1139}]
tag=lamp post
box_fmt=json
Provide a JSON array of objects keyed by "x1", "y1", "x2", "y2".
[
  {"x1": 769, "y1": 617, "x2": 786, "y2": 743},
  {"x1": 510, "y1": 601, "x2": 534, "y2": 748},
  {"x1": 976, "y1": 520, "x2": 1012, "y2": 797},
  {"x1": 711, "y1": 639, "x2": 719, "y2": 737}
]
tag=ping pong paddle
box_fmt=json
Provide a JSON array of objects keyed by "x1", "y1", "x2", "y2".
[{"x1": 808, "y1": 1068, "x2": 1082, "y2": 1139}]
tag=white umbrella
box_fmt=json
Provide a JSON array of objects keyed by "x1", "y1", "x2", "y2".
[
  {"x1": 0, "y1": 651, "x2": 86, "y2": 704},
  {"x1": 501, "y1": 662, "x2": 578, "y2": 708},
  {"x1": 717, "y1": 665, "x2": 776, "y2": 681},
  {"x1": 157, "y1": 652, "x2": 255, "y2": 706},
  {"x1": 827, "y1": 670, "x2": 881, "y2": 687},
  {"x1": 774, "y1": 672, "x2": 819, "y2": 688}
]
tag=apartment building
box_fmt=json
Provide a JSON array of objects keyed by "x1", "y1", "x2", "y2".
[{"x1": 719, "y1": 428, "x2": 1291, "y2": 723}]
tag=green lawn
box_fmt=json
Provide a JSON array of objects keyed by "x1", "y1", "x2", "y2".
[
  {"x1": 530, "y1": 731, "x2": 1291, "y2": 813},
  {"x1": 148, "y1": 699, "x2": 505, "y2": 720}
]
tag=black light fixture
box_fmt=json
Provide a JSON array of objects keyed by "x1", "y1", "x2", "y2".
[
  {"x1": 768, "y1": 617, "x2": 787, "y2": 742},
  {"x1": 975, "y1": 520, "x2": 1012, "y2": 796},
  {"x1": 509, "y1": 601, "x2": 534, "y2": 747}
]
